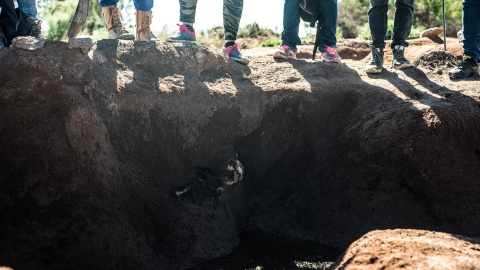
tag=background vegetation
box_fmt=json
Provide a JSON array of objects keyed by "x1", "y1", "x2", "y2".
[{"x1": 38, "y1": 0, "x2": 463, "y2": 45}]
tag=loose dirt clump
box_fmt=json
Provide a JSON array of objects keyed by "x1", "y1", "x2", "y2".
[
  {"x1": 330, "y1": 229, "x2": 480, "y2": 270},
  {"x1": 413, "y1": 50, "x2": 458, "y2": 74}
]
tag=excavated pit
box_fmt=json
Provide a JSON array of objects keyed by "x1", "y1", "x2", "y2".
[{"x1": 1, "y1": 40, "x2": 480, "y2": 270}]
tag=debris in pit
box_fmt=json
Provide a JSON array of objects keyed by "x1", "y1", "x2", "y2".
[{"x1": 174, "y1": 159, "x2": 244, "y2": 208}]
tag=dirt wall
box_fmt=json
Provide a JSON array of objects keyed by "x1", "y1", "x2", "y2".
[{"x1": 1, "y1": 40, "x2": 479, "y2": 269}]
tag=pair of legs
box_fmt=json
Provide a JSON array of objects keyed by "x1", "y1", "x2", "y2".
[
  {"x1": 16, "y1": 0, "x2": 43, "y2": 38},
  {"x1": 99, "y1": 0, "x2": 155, "y2": 40},
  {"x1": 274, "y1": 0, "x2": 340, "y2": 63},
  {"x1": 449, "y1": 0, "x2": 480, "y2": 79},
  {"x1": 365, "y1": 0, "x2": 414, "y2": 73},
  {"x1": 167, "y1": 0, "x2": 249, "y2": 64}
]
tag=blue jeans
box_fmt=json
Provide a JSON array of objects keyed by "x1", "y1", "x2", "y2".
[
  {"x1": 18, "y1": 0, "x2": 37, "y2": 18},
  {"x1": 462, "y1": 0, "x2": 480, "y2": 61},
  {"x1": 99, "y1": 0, "x2": 153, "y2": 11},
  {"x1": 281, "y1": 0, "x2": 338, "y2": 52},
  {"x1": 368, "y1": 0, "x2": 414, "y2": 49}
]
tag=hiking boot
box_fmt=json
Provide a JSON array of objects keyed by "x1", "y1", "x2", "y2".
[
  {"x1": 448, "y1": 56, "x2": 479, "y2": 79},
  {"x1": 273, "y1": 45, "x2": 296, "y2": 60},
  {"x1": 392, "y1": 45, "x2": 412, "y2": 69},
  {"x1": 320, "y1": 46, "x2": 341, "y2": 63},
  {"x1": 102, "y1": 5, "x2": 134, "y2": 40},
  {"x1": 365, "y1": 47, "x2": 384, "y2": 74},
  {"x1": 135, "y1": 10, "x2": 156, "y2": 41},
  {"x1": 222, "y1": 43, "x2": 249, "y2": 65},
  {"x1": 26, "y1": 16, "x2": 44, "y2": 39},
  {"x1": 166, "y1": 24, "x2": 196, "y2": 43}
]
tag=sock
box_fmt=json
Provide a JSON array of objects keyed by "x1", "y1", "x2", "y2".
[
  {"x1": 224, "y1": 41, "x2": 235, "y2": 48},
  {"x1": 184, "y1": 24, "x2": 194, "y2": 32}
]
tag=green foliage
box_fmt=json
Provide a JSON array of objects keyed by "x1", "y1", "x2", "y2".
[
  {"x1": 337, "y1": 0, "x2": 369, "y2": 39},
  {"x1": 39, "y1": 0, "x2": 107, "y2": 40},
  {"x1": 260, "y1": 39, "x2": 281, "y2": 47},
  {"x1": 237, "y1": 23, "x2": 279, "y2": 39},
  {"x1": 338, "y1": 0, "x2": 463, "y2": 39},
  {"x1": 356, "y1": 20, "x2": 425, "y2": 41}
]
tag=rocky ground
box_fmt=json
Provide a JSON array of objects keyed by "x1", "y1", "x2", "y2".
[{"x1": 1, "y1": 37, "x2": 480, "y2": 269}]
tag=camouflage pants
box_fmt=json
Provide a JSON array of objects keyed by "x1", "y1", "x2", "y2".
[{"x1": 179, "y1": 0, "x2": 244, "y2": 41}]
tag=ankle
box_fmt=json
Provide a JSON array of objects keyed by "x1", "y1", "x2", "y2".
[{"x1": 224, "y1": 41, "x2": 235, "y2": 48}]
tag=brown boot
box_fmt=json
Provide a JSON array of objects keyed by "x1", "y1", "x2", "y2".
[
  {"x1": 135, "y1": 10, "x2": 156, "y2": 41},
  {"x1": 102, "y1": 5, "x2": 134, "y2": 40}
]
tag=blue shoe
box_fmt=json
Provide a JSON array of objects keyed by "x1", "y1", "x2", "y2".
[
  {"x1": 166, "y1": 24, "x2": 196, "y2": 43},
  {"x1": 222, "y1": 44, "x2": 249, "y2": 65}
]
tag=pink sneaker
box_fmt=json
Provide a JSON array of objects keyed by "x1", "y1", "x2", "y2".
[
  {"x1": 273, "y1": 45, "x2": 297, "y2": 60},
  {"x1": 321, "y1": 46, "x2": 341, "y2": 63}
]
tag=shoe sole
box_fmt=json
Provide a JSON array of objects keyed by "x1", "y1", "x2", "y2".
[
  {"x1": 366, "y1": 67, "x2": 383, "y2": 74},
  {"x1": 165, "y1": 38, "x2": 197, "y2": 43},
  {"x1": 230, "y1": 57, "x2": 249, "y2": 65},
  {"x1": 393, "y1": 63, "x2": 413, "y2": 69},
  {"x1": 322, "y1": 58, "x2": 341, "y2": 63},
  {"x1": 116, "y1": 34, "x2": 135, "y2": 40},
  {"x1": 273, "y1": 51, "x2": 296, "y2": 60}
]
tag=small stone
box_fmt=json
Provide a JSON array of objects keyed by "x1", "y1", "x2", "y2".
[
  {"x1": 67, "y1": 38, "x2": 93, "y2": 54},
  {"x1": 287, "y1": 77, "x2": 300, "y2": 83},
  {"x1": 12, "y1": 36, "x2": 45, "y2": 51},
  {"x1": 421, "y1": 27, "x2": 444, "y2": 38}
]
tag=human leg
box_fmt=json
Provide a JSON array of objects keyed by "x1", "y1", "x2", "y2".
[
  {"x1": 133, "y1": 0, "x2": 155, "y2": 40},
  {"x1": 17, "y1": 0, "x2": 37, "y2": 18},
  {"x1": 449, "y1": 0, "x2": 480, "y2": 79},
  {"x1": 281, "y1": 0, "x2": 301, "y2": 51},
  {"x1": 316, "y1": 0, "x2": 340, "y2": 63},
  {"x1": 221, "y1": 0, "x2": 249, "y2": 64},
  {"x1": 462, "y1": 0, "x2": 480, "y2": 61},
  {"x1": 391, "y1": 0, "x2": 414, "y2": 48},
  {"x1": 18, "y1": 0, "x2": 44, "y2": 38},
  {"x1": 166, "y1": 0, "x2": 197, "y2": 42},
  {"x1": 366, "y1": 0, "x2": 388, "y2": 72},
  {"x1": 368, "y1": 0, "x2": 389, "y2": 49},
  {"x1": 273, "y1": 0, "x2": 301, "y2": 59},
  {"x1": 101, "y1": 0, "x2": 135, "y2": 40},
  {"x1": 179, "y1": 0, "x2": 198, "y2": 24}
]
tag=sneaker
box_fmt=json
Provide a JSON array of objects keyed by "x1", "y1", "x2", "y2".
[
  {"x1": 166, "y1": 24, "x2": 196, "y2": 43},
  {"x1": 222, "y1": 43, "x2": 249, "y2": 65},
  {"x1": 365, "y1": 47, "x2": 384, "y2": 74},
  {"x1": 273, "y1": 45, "x2": 296, "y2": 60},
  {"x1": 320, "y1": 46, "x2": 341, "y2": 63},
  {"x1": 26, "y1": 17, "x2": 44, "y2": 39},
  {"x1": 448, "y1": 56, "x2": 479, "y2": 79},
  {"x1": 392, "y1": 45, "x2": 412, "y2": 69}
]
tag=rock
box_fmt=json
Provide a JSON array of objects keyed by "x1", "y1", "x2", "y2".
[
  {"x1": 421, "y1": 27, "x2": 444, "y2": 38},
  {"x1": 329, "y1": 229, "x2": 480, "y2": 270},
  {"x1": 66, "y1": 38, "x2": 93, "y2": 54},
  {"x1": 12, "y1": 36, "x2": 45, "y2": 50}
]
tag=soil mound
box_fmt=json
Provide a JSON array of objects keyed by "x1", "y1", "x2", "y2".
[
  {"x1": 414, "y1": 50, "x2": 458, "y2": 74},
  {"x1": 330, "y1": 229, "x2": 480, "y2": 270},
  {"x1": 1, "y1": 38, "x2": 480, "y2": 270}
]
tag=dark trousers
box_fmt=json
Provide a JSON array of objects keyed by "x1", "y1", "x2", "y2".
[
  {"x1": 368, "y1": 0, "x2": 414, "y2": 49},
  {"x1": 281, "y1": 0, "x2": 338, "y2": 51},
  {"x1": 463, "y1": 0, "x2": 480, "y2": 61}
]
